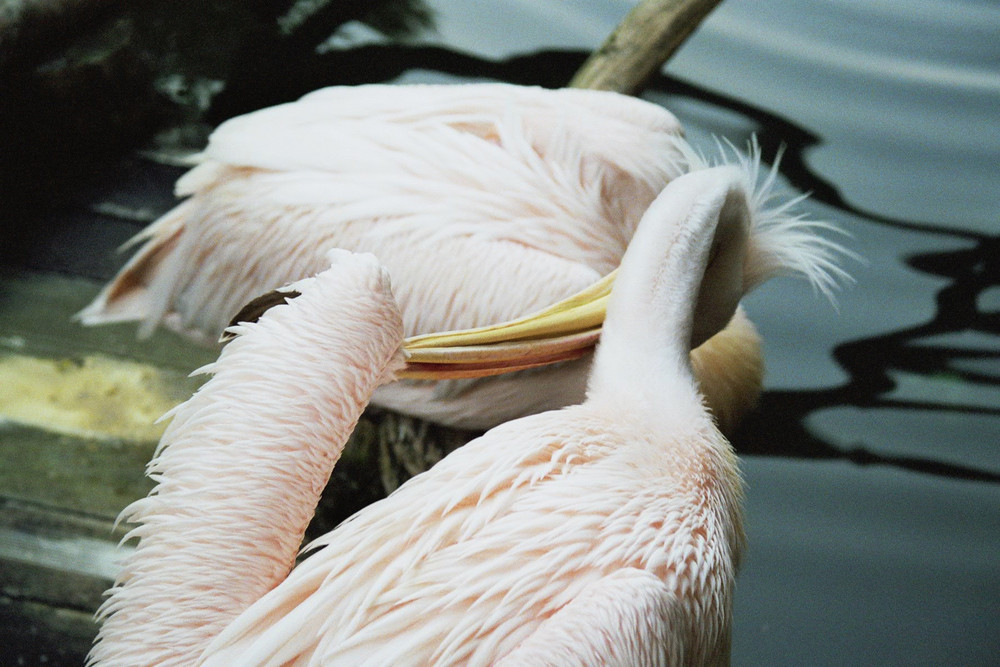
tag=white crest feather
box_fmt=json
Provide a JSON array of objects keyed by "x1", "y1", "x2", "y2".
[{"x1": 707, "y1": 136, "x2": 856, "y2": 299}]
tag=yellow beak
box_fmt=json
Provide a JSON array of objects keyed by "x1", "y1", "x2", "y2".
[
  {"x1": 399, "y1": 271, "x2": 616, "y2": 379},
  {"x1": 224, "y1": 272, "x2": 616, "y2": 380}
]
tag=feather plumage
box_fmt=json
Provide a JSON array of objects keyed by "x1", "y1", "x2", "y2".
[
  {"x1": 91, "y1": 162, "x2": 845, "y2": 665},
  {"x1": 89, "y1": 250, "x2": 406, "y2": 667}
]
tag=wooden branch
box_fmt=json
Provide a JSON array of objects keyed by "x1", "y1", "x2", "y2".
[{"x1": 569, "y1": 0, "x2": 725, "y2": 94}]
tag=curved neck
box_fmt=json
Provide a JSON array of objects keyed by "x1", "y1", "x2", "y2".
[
  {"x1": 690, "y1": 306, "x2": 764, "y2": 436},
  {"x1": 91, "y1": 253, "x2": 405, "y2": 667},
  {"x1": 587, "y1": 167, "x2": 750, "y2": 410}
]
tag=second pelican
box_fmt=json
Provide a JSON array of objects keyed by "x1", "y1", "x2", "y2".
[{"x1": 78, "y1": 83, "x2": 822, "y2": 433}]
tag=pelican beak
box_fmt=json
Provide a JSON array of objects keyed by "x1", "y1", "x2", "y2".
[
  {"x1": 223, "y1": 275, "x2": 614, "y2": 380},
  {"x1": 398, "y1": 272, "x2": 616, "y2": 379}
]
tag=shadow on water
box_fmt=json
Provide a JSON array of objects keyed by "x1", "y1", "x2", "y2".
[{"x1": 737, "y1": 235, "x2": 1000, "y2": 484}]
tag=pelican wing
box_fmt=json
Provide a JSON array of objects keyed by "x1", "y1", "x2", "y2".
[
  {"x1": 203, "y1": 84, "x2": 686, "y2": 190},
  {"x1": 79, "y1": 83, "x2": 692, "y2": 346}
]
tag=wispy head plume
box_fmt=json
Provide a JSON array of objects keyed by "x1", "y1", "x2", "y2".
[{"x1": 712, "y1": 136, "x2": 857, "y2": 300}]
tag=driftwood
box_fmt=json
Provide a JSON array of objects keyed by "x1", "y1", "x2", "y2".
[{"x1": 570, "y1": 0, "x2": 723, "y2": 94}]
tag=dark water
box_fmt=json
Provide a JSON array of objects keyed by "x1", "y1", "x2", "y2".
[{"x1": 5, "y1": 0, "x2": 998, "y2": 664}]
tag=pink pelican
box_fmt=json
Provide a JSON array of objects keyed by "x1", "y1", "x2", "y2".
[
  {"x1": 89, "y1": 162, "x2": 843, "y2": 666},
  {"x1": 78, "y1": 83, "x2": 772, "y2": 433}
]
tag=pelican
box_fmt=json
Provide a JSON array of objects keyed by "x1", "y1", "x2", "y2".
[
  {"x1": 79, "y1": 83, "x2": 770, "y2": 432},
  {"x1": 89, "y1": 163, "x2": 843, "y2": 666}
]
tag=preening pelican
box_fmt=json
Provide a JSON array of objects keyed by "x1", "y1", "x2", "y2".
[
  {"x1": 78, "y1": 83, "x2": 766, "y2": 432},
  {"x1": 89, "y1": 164, "x2": 843, "y2": 666}
]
